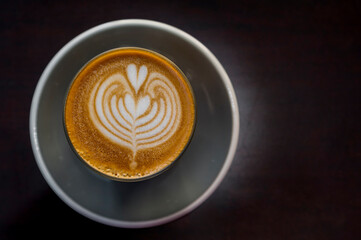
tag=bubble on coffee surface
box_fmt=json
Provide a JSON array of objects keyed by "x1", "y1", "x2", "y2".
[{"x1": 88, "y1": 64, "x2": 182, "y2": 169}]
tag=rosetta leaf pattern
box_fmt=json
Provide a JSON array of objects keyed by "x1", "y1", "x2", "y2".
[{"x1": 88, "y1": 64, "x2": 181, "y2": 167}]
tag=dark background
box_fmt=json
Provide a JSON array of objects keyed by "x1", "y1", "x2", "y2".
[{"x1": 1, "y1": 0, "x2": 360, "y2": 239}]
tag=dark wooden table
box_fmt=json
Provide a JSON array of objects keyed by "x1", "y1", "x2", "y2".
[{"x1": 1, "y1": 0, "x2": 360, "y2": 239}]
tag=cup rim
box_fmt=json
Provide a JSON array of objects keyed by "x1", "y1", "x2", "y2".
[{"x1": 29, "y1": 19, "x2": 239, "y2": 228}]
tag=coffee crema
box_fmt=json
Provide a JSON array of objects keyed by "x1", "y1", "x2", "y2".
[{"x1": 64, "y1": 48, "x2": 195, "y2": 180}]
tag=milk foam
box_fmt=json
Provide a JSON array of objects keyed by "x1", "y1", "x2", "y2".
[{"x1": 88, "y1": 64, "x2": 182, "y2": 165}]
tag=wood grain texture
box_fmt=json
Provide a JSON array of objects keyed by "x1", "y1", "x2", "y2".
[{"x1": 0, "y1": 0, "x2": 360, "y2": 239}]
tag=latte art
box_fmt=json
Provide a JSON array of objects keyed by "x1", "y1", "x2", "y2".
[
  {"x1": 89, "y1": 64, "x2": 182, "y2": 168},
  {"x1": 64, "y1": 48, "x2": 195, "y2": 180}
]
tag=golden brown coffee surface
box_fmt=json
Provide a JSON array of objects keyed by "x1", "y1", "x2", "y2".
[{"x1": 64, "y1": 48, "x2": 195, "y2": 180}]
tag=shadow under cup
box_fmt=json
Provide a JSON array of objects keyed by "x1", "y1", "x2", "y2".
[{"x1": 30, "y1": 20, "x2": 238, "y2": 227}]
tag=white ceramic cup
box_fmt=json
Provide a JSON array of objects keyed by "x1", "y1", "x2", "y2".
[{"x1": 30, "y1": 19, "x2": 239, "y2": 228}]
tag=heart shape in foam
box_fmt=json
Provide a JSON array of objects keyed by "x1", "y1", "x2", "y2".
[
  {"x1": 124, "y1": 93, "x2": 151, "y2": 119},
  {"x1": 127, "y1": 64, "x2": 148, "y2": 93}
]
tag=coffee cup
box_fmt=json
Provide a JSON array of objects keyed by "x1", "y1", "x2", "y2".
[
  {"x1": 64, "y1": 47, "x2": 196, "y2": 181},
  {"x1": 30, "y1": 19, "x2": 239, "y2": 228}
]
